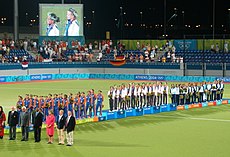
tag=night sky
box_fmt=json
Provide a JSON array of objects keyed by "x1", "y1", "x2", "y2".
[{"x1": 0, "y1": 0, "x2": 230, "y2": 38}]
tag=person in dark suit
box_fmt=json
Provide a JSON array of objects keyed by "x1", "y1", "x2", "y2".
[
  {"x1": 8, "y1": 106, "x2": 19, "y2": 140},
  {"x1": 65, "y1": 111, "x2": 76, "y2": 146},
  {"x1": 56, "y1": 110, "x2": 66, "y2": 145},
  {"x1": 20, "y1": 106, "x2": 30, "y2": 141},
  {"x1": 33, "y1": 108, "x2": 43, "y2": 142}
]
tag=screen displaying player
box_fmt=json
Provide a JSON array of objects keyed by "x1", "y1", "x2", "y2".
[{"x1": 39, "y1": 4, "x2": 83, "y2": 36}]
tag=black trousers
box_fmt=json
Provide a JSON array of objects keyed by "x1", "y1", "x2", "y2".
[
  {"x1": 114, "y1": 98, "x2": 118, "y2": 110},
  {"x1": 34, "y1": 127, "x2": 41, "y2": 142},
  {"x1": 163, "y1": 94, "x2": 167, "y2": 104},
  {"x1": 21, "y1": 126, "x2": 29, "y2": 140},
  {"x1": 131, "y1": 95, "x2": 136, "y2": 108},
  {"x1": 109, "y1": 98, "x2": 113, "y2": 111},
  {"x1": 211, "y1": 91, "x2": 217, "y2": 101},
  {"x1": 9, "y1": 126, "x2": 16, "y2": 140},
  {"x1": 220, "y1": 90, "x2": 224, "y2": 100},
  {"x1": 199, "y1": 92, "x2": 204, "y2": 102}
]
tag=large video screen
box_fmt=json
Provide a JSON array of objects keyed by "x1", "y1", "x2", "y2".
[{"x1": 39, "y1": 4, "x2": 84, "y2": 36}]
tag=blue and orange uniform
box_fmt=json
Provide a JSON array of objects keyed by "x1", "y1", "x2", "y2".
[
  {"x1": 33, "y1": 97, "x2": 39, "y2": 109},
  {"x1": 91, "y1": 92, "x2": 97, "y2": 116},
  {"x1": 53, "y1": 96, "x2": 60, "y2": 119},
  {"x1": 68, "y1": 95, "x2": 74, "y2": 113},
  {"x1": 62, "y1": 97, "x2": 69, "y2": 117},
  {"x1": 24, "y1": 97, "x2": 30, "y2": 109},
  {"x1": 16, "y1": 96, "x2": 24, "y2": 124},
  {"x1": 43, "y1": 97, "x2": 54, "y2": 120},
  {"x1": 79, "y1": 94, "x2": 86, "y2": 118},
  {"x1": 86, "y1": 93, "x2": 92, "y2": 117},
  {"x1": 29, "y1": 96, "x2": 34, "y2": 112},
  {"x1": 74, "y1": 95, "x2": 80, "y2": 119},
  {"x1": 39, "y1": 96, "x2": 45, "y2": 121},
  {"x1": 58, "y1": 96, "x2": 63, "y2": 110},
  {"x1": 96, "y1": 91, "x2": 104, "y2": 116}
]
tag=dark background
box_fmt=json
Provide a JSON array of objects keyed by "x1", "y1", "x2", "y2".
[{"x1": 1, "y1": 0, "x2": 230, "y2": 39}]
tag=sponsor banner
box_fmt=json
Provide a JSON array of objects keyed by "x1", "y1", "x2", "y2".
[
  {"x1": 5, "y1": 75, "x2": 30, "y2": 82},
  {"x1": 173, "y1": 39, "x2": 197, "y2": 51},
  {"x1": 134, "y1": 75, "x2": 165, "y2": 81},
  {"x1": 30, "y1": 75, "x2": 42, "y2": 81},
  {"x1": 0, "y1": 76, "x2": 6, "y2": 82},
  {"x1": 216, "y1": 77, "x2": 230, "y2": 83},
  {"x1": 42, "y1": 74, "x2": 53, "y2": 80}
]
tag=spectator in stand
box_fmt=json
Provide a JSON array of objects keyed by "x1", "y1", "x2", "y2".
[
  {"x1": 215, "y1": 43, "x2": 219, "y2": 53},
  {"x1": 97, "y1": 51, "x2": 103, "y2": 62},
  {"x1": 224, "y1": 42, "x2": 228, "y2": 53},
  {"x1": 139, "y1": 54, "x2": 144, "y2": 63},
  {"x1": 171, "y1": 53, "x2": 176, "y2": 63},
  {"x1": 23, "y1": 40, "x2": 28, "y2": 51},
  {"x1": 166, "y1": 51, "x2": 171, "y2": 62}
]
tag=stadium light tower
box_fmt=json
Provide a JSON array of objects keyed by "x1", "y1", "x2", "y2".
[
  {"x1": 212, "y1": 0, "x2": 215, "y2": 39},
  {"x1": 228, "y1": 9, "x2": 230, "y2": 32},
  {"x1": 14, "y1": 0, "x2": 19, "y2": 41},
  {"x1": 163, "y1": 0, "x2": 167, "y2": 37},
  {"x1": 140, "y1": 11, "x2": 143, "y2": 27}
]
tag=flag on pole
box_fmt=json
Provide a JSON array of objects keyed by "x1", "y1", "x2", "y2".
[{"x1": 21, "y1": 61, "x2": 29, "y2": 69}]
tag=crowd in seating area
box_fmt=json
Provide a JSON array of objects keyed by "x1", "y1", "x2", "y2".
[
  {"x1": 0, "y1": 37, "x2": 229, "y2": 64},
  {"x1": 0, "y1": 38, "x2": 37, "y2": 63},
  {"x1": 37, "y1": 40, "x2": 96, "y2": 62}
]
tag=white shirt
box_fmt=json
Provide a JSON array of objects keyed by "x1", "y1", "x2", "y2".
[
  {"x1": 121, "y1": 88, "x2": 127, "y2": 98},
  {"x1": 211, "y1": 84, "x2": 216, "y2": 91},
  {"x1": 170, "y1": 87, "x2": 175, "y2": 94},
  {"x1": 207, "y1": 84, "x2": 212, "y2": 90},
  {"x1": 220, "y1": 83, "x2": 224, "y2": 90},
  {"x1": 58, "y1": 115, "x2": 63, "y2": 122},
  {"x1": 115, "y1": 89, "x2": 120, "y2": 98},
  {"x1": 47, "y1": 24, "x2": 59, "y2": 36},
  {"x1": 64, "y1": 19, "x2": 80, "y2": 36},
  {"x1": 134, "y1": 87, "x2": 138, "y2": 96},
  {"x1": 199, "y1": 86, "x2": 204, "y2": 93},
  {"x1": 138, "y1": 87, "x2": 142, "y2": 96},
  {"x1": 67, "y1": 116, "x2": 71, "y2": 124},
  {"x1": 143, "y1": 86, "x2": 148, "y2": 95},
  {"x1": 175, "y1": 87, "x2": 180, "y2": 95}
]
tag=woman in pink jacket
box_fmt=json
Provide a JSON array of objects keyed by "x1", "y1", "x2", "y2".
[{"x1": 46, "y1": 110, "x2": 55, "y2": 144}]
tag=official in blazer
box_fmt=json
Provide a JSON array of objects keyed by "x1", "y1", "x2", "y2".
[
  {"x1": 20, "y1": 106, "x2": 30, "y2": 141},
  {"x1": 33, "y1": 108, "x2": 43, "y2": 142},
  {"x1": 65, "y1": 111, "x2": 76, "y2": 146},
  {"x1": 56, "y1": 110, "x2": 66, "y2": 145},
  {"x1": 8, "y1": 106, "x2": 18, "y2": 140}
]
